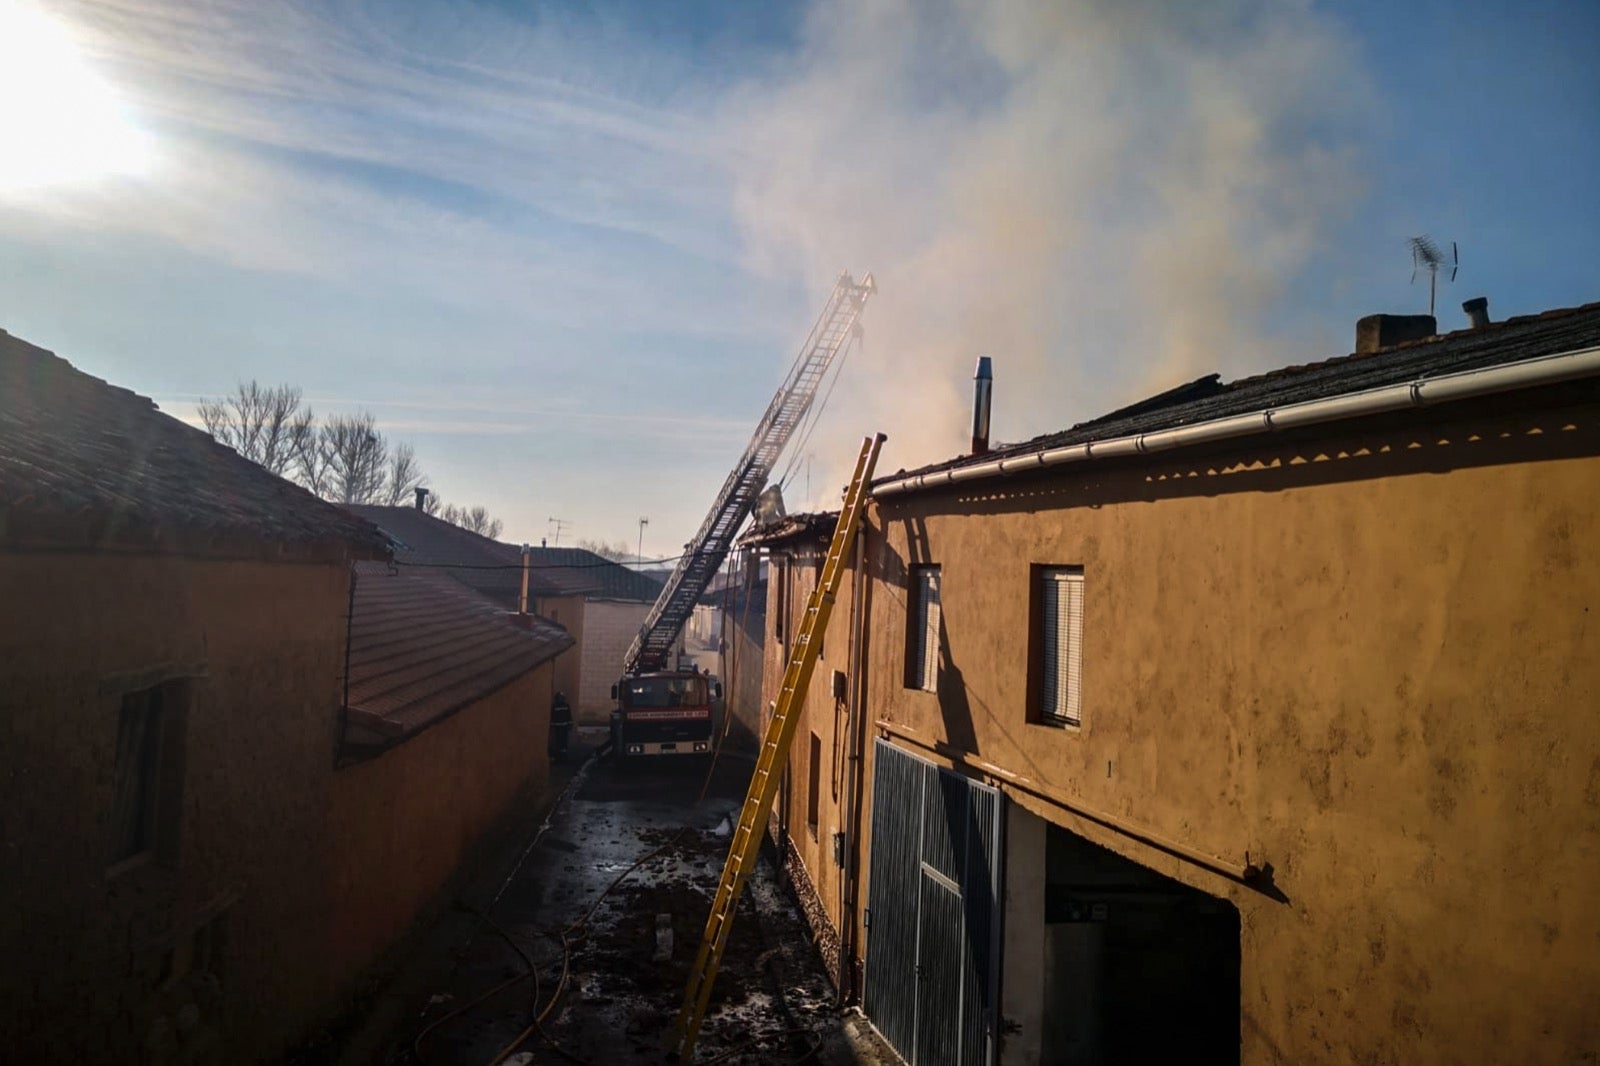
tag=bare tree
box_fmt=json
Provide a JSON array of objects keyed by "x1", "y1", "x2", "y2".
[
  {"x1": 197, "y1": 381, "x2": 314, "y2": 478},
  {"x1": 198, "y1": 381, "x2": 442, "y2": 511},
  {"x1": 440, "y1": 503, "x2": 503, "y2": 539},
  {"x1": 320, "y1": 412, "x2": 389, "y2": 505},
  {"x1": 577, "y1": 538, "x2": 632, "y2": 562},
  {"x1": 380, "y1": 443, "x2": 427, "y2": 507}
]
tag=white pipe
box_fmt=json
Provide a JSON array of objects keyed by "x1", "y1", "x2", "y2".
[{"x1": 874, "y1": 344, "x2": 1600, "y2": 497}]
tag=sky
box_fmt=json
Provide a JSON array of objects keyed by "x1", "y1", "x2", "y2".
[{"x1": 1, "y1": 0, "x2": 1596, "y2": 557}]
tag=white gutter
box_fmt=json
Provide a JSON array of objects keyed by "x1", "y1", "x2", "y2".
[{"x1": 873, "y1": 343, "x2": 1600, "y2": 497}]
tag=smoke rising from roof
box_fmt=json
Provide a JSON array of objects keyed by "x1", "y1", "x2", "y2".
[{"x1": 722, "y1": 0, "x2": 1371, "y2": 493}]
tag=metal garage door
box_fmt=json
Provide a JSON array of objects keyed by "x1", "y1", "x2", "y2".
[{"x1": 863, "y1": 739, "x2": 1004, "y2": 1066}]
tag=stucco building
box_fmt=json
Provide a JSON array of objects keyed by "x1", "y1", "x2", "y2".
[
  {"x1": 747, "y1": 301, "x2": 1600, "y2": 1065},
  {"x1": 1, "y1": 330, "x2": 571, "y2": 1064}
]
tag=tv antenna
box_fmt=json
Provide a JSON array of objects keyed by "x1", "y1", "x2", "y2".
[
  {"x1": 547, "y1": 516, "x2": 570, "y2": 546},
  {"x1": 1408, "y1": 235, "x2": 1458, "y2": 318}
]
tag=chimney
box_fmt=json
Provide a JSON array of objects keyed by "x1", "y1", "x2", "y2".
[
  {"x1": 1462, "y1": 296, "x2": 1491, "y2": 329},
  {"x1": 519, "y1": 544, "x2": 531, "y2": 615},
  {"x1": 1355, "y1": 314, "x2": 1436, "y2": 354},
  {"x1": 971, "y1": 355, "x2": 993, "y2": 455},
  {"x1": 413, "y1": 486, "x2": 429, "y2": 510}
]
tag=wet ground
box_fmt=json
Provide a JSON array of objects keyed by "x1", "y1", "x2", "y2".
[{"x1": 382, "y1": 735, "x2": 893, "y2": 1066}]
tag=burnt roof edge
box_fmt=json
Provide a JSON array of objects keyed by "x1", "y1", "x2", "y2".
[{"x1": 873, "y1": 343, "x2": 1600, "y2": 499}]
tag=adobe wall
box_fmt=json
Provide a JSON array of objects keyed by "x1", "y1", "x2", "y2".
[
  {"x1": 0, "y1": 553, "x2": 350, "y2": 1065},
  {"x1": 324, "y1": 664, "x2": 552, "y2": 996},
  {"x1": 861, "y1": 393, "x2": 1600, "y2": 1063},
  {"x1": 762, "y1": 550, "x2": 859, "y2": 988}
]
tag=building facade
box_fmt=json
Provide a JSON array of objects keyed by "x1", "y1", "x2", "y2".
[
  {"x1": 751, "y1": 303, "x2": 1600, "y2": 1064},
  {"x1": 1, "y1": 331, "x2": 572, "y2": 1064}
]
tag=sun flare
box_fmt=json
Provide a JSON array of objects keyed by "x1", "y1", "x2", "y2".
[{"x1": 0, "y1": 1, "x2": 153, "y2": 193}]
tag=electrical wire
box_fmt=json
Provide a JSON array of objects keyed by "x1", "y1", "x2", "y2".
[{"x1": 392, "y1": 551, "x2": 689, "y2": 573}]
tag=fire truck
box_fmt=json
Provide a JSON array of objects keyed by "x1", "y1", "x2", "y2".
[{"x1": 608, "y1": 272, "x2": 874, "y2": 758}]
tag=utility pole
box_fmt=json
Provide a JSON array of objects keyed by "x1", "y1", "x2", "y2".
[
  {"x1": 547, "y1": 516, "x2": 570, "y2": 547},
  {"x1": 638, "y1": 516, "x2": 649, "y2": 566}
]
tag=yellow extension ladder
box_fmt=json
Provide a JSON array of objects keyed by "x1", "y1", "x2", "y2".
[{"x1": 670, "y1": 432, "x2": 886, "y2": 1061}]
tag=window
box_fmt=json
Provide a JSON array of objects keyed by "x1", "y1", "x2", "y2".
[
  {"x1": 110, "y1": 681, "x2": 186, "y2": 867},
  {"x1": 1036, "y1": 567, "x2": 1084, "y2": 726},
  {"x1": 807, "y1": 732, "x2": 822, "y2": 837},
  {"x1": 907, "y1": 565, "x2": 941, "y2": 692}
]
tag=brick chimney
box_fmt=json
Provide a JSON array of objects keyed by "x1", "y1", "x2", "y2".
[
  {"x1": 1356, "y1": 314, "x2": 1436, "y2": 354},
  {"x1": 414, "y1": 486, "x2": 429, "y2": 510}
]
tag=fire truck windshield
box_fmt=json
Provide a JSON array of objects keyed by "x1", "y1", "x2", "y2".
[{"x1": 624, "y1": 676, "x2": 708, "y2": 709}]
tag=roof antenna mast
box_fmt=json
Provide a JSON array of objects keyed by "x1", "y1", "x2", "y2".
[{"x1": 1408, "y1": 235, "x2": 1458, "y2": 318}]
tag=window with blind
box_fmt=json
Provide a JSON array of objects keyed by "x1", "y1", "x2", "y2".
[
  {"x1": 907, "y1": 565, "x2": 941, "y2": 692},
  {"x1": 1038, "y1": 567, "x2": 1084, "y2": 726}
]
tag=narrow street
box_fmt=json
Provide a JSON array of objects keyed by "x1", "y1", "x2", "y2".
[{"x1": 381, "y1": 736, "x2": 893, "y2": 1066}]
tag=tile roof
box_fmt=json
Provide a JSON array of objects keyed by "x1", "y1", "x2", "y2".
[
  {"x1": 344, "y1": 561, "x2": 572, "y2": 743},
  {"x1": 345, "y1": 505, "x2": 595, "y2": 605},
  {"x1": 521, "y1": 547, "x2": 664, "y2": 603},
  {"x1": 881, "y1": 301, "x2": 1600, "y2": 486},
  {"x1": 0, "y1": 329, "x2": 388, "y2": 558}
]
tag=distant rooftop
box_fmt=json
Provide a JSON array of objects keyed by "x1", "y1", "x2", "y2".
[
  {"x1": 346, "y1": 505, "x2": 595, "y2": 605},
  {"x1": 0, "y1": 328, "x2": 387, "y2": 559},
  {"x1": 344, "y1": 561, "x2": 572, "y2": 751},
  {"x1": 523, "y1": 546, "x2": 665, "y2": 603}
]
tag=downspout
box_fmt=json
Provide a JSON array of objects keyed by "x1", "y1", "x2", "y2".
[
  {"x1": 873, "y1": 343, "x2": 1600, "y2": 497},
  {"x1": 838, "y1": 518, "x2": 870, "y2": 1001}
]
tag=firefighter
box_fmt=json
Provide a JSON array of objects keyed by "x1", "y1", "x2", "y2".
[{"x1": 549, "y1": 691, "x2": 572, "y2": 760}]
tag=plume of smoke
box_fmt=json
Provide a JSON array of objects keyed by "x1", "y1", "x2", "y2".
[{"x1": 722, "y1": 0, "x2": 1370, "y2": 494}]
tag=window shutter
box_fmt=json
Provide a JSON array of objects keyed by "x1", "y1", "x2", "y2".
[
  {"x1": 1041, "y1": 569, "x2": 1083, "y2": 725},
  {"x1": 915, "y1": 568, "x2": 941, "y2": 692}
]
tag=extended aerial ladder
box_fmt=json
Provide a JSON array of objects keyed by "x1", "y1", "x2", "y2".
[
  {"x1": 671, "y1": 433, "x2": 886, "y2": 1062},
  {"x1": 623, "y1": 272, "x2": 875, "y2": 674}
]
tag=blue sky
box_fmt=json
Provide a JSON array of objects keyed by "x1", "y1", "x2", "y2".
[{"x1": 1, "y1": 0, "x2": 1595, "y2": 553}]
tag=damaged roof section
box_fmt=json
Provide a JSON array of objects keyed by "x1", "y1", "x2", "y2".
[
  {"x1": 346, "y1": 505, "x2": 595, "y2": 604},
  {"x1": 343, "y1": 562, "x2": 573, "y2": 753},
  {"x1": 0, "y1": 329, "x2": 388, "y2": 559},
  {"x1": 738, "y1": 511, "x2": 839, "y2": 550},
  {"x1": 882, "y1": 300, "x2": 1600, "y2": 488}
]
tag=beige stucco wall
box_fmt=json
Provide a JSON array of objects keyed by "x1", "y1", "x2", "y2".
[
  {"x1": 0, "y1": 553, "x2": 350, "y2": 1065},
  {"x1": 325, "y1": 663, "x2": 553, "y2": 994},
  {"x1": 861, "y1": 394, "x2": 1600, "y2": 1064},
  {"x1": 536, "y1": 594, "x2": 586, "y2": 708}
]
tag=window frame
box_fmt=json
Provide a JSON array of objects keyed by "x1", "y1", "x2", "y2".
[
  {"x1": 905, "y1": 564, "x2": 941, "y2": 692},
  {"x1": 108, "y1": 679, "x2": 188, "y2": 873},
  {"x1": 1030, "y1": 565, "x2": 1084, "y2": 728}
]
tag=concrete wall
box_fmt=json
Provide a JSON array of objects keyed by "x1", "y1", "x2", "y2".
[
  {"x1": 718, "y1": 599, "x2": 765, "y2": 751},
  {"x1": 325, "y1": 664, "x2": 553, "y2": 993},
  {"x1": 0, "y1": 554, "x2": 349, "y2": 1065},
  {"x1": 860, "y1": 391, "x2": 1600, "y2": 1064},
  {"x1": 569, "y1": 599, "x2": 673, "y2": 723}
]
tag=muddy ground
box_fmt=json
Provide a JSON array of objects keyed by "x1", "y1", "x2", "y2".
[{"x1": 382, "y1": 739, "x2": 891, "y2": 1066}]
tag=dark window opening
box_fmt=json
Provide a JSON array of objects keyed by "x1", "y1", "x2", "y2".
[{"x1": 807, "y1": 731, "x2": 822, "y2": 837}]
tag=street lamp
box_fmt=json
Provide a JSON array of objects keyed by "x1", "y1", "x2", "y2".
[{"x1": 638, "y1": 516, "x2": 649, "y2": 566}]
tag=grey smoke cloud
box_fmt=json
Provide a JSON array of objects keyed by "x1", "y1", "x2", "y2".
[{"x1": 722, "y1": 0, "x2": 1373, "y2": 494}]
